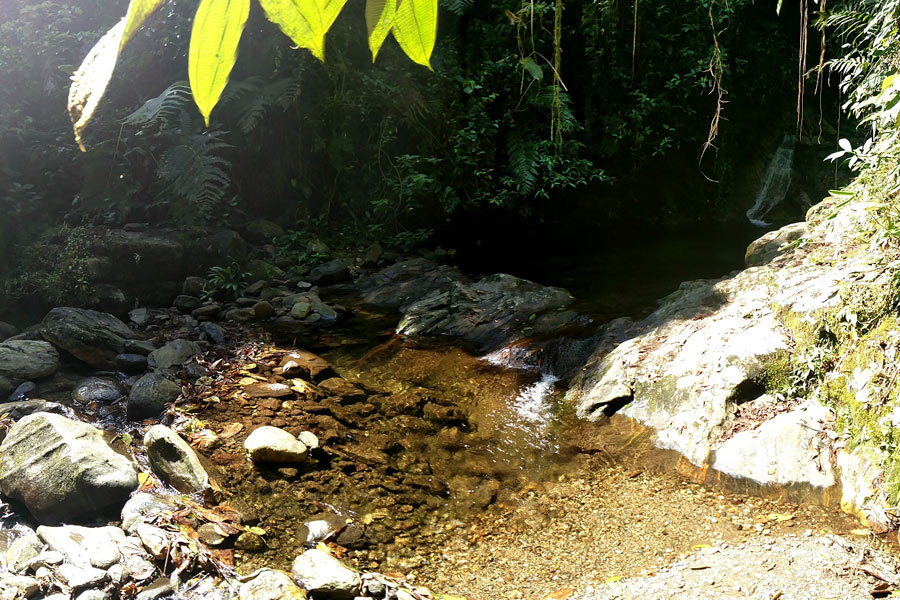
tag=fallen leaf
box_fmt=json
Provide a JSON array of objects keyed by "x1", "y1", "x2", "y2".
[
  {"x1": 605, "y1": 576, "x2": 623, "y2": 583},
  {"x1": 544, "y1": 588, "x2": 574, "y2": 600},
  {"x1": 691, "y1": 544, "x2": 712, "y2": 550},
  {"x1": 137, "y1": 472, "x2": 154, "y2": 489},
  {"x1": 850, "y1": 528, "x2": 871, "y2": 536},
  {"x1": 220, "y1": 423, "x2": 243, "y2": 438},
  {"x1": 767, "y1": 513, "x2": 794, "y2": 522}
]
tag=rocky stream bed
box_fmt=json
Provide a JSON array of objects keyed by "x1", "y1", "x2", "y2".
[{"x1": 0, "y1": 200, "x2": 899, "y2": 599}]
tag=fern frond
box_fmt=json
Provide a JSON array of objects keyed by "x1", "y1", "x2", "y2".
[
  {"x1": 221, "y1": 76, "x2": 301, "y2": 135},
  {"x1": 123, "y1": 82, "x2": 192, "y2": 126},
  {"x1": 157, "y1": 130, "x2": 232, "y2": 221},
  {"x1": 439, "y1": 0, "x2": 474, "y2": 15},
  {"x1": 507, "y1": 129, "x2": 538, "y2": 195}
]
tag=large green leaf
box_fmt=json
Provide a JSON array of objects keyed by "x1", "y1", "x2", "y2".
[
  {"x1": 258, "y1": 0, "x2": 349, "y2": 62},
  {"x1": 189, "y1": 0, "x2": 251, "y2": 126},
  {"x1": 392, "y1": 0, "x2": 437, "y2": 69},
  {"x1": 67, "y1": 0, "x2": 165, "y2": 151},
  {"x1": 366, "y1": 0, "x2": 398, "y2": 62}
]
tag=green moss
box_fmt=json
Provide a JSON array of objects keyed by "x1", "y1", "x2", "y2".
[{"x1": 759, "y1": 350, "x2": 792, "y2": 394}]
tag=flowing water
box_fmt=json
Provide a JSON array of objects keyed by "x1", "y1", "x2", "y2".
[{"x1": 746, "y1": 134, "x2": 797, "y2": 227}]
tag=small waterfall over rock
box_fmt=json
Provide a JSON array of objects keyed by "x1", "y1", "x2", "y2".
[{"x1": 747, "y1": 134, "x2": 796, "y2": 227}]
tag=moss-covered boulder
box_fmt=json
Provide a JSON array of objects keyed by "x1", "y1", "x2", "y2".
[{"x1": 0, "y1": 412, "x2": 138, "y2": 523}]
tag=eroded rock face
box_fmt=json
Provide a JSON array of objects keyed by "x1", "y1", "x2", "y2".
[
  {"x1": 0, "y1": 413, "x2": 138, "y2": 523},
  {"x1": 40, "y1": 308, "x2": 139, "y2": 368}
]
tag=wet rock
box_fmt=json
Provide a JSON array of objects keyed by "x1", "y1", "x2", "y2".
[
  {"x1": 244, "y1": 426, "x2": 308, "y2": 463},
  {"x1": 201, "y1": 321, "x2": 227, "y2": 345},
  {"x1": 253, "y1": 301, "x2": 275, "y2": 319},
  {"x1": 6, "y1": 535, "x2": 43, "y2": 573},
  {"x1": 36, "y1": 525, "x2": 126, "y2": 569},
  {"x1": 234, "y1": 531, "x2": 265, "y2": 552},
  {"x1": 226, "y1": 307, "x2": 256, "y2": 322},
  {"x1": 192, "y1": 303, "x2": 222, "y2": 319},
  {"x1": 290, "y1": 301, "x2": 312, "y2": 319},
  {"x1": 298, "y1": 431, "x2": 319, "y2": 450},
  {"x1": 291, "y1": 548, "x2": 360, "y2": 599},
  {"x1": 121, "y1": 493, "x2": 178, "y2": 534},
  {"x1": 308, "y1": 260, "x2": 350, "y2": 286},
  {"x1": 147, "y1": 338, "x2": 202, "y2": 372},
  {"x1": 6, "y1": 381, "x2": 36, "y2": 402},
  {"x1": 318, "y1": 378, "x2": 364, "y2": 399},
  {"x1": 128, "y1": 308, "x2": 150, "y2": 327},
  {"x1": 127, "y1": 373, "x2": 181, "y2": 420},
  {"x1": 0, "y1": 413, "x2": 138, "y2": 523},
  {"x1": 197, "y1": 523, "x2": 226, "y2": 546},
  {"x1": 75, "y1": 590, "x2": 111, "y2": 600},
  {"x1": 239, "y1": 568, "x2": 307, "y2": 600},
  {"x1": 40, "y1": 308, "x2": 140, "y2": 368},
  {"x1": 278, "y1": 351, "x2": 333, "y2": 381},
  {"x1": 0, "y1": 340, "x2": 59, "y2": 383},
  {"x1": 0, "y1": 322, "x2": 19, "y2": 342},
  {"x1": 135, "y1": 577, "x2": 173, "y2": 600},
  {"x1": 144, "y1": 425, "x2": 209, "y2": 494},
  {"x1": 173, "y1": 295, "x2": 202, "y2": 314},
  {"x1": 116, "y1": 353, "x2": 148, "y2": 374},
  {"x1": 72, "y1": 377, "x2": 124, "y2": 405},
  {"x1": 243, "y1": 382, "x2": 293, "y2": 398},
  {"x1": 124, "y1": 339, "x2": 156, "y2": 356}
]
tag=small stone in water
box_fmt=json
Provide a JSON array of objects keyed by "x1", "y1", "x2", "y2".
[{"x1": 234, "y1": 531, "x2": 266, "y2": 552}]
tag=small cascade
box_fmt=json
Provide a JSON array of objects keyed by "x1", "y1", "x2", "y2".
[{"x1": 747, "y1": 134, "x2": 796, "y2": 227}]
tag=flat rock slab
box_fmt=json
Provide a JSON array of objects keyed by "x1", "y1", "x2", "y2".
[{"x1": 575, "y1": 535, "x2": 900, "y2": 600}]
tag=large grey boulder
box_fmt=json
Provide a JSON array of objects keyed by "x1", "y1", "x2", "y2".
[
  {"x1": 291, "y1": 548, "x2": 360, "y2": 598},
  {"x1": 0, "y1": 413, "x2": 138, "y2": 523},
  {"x1": 0, "y1": 340, "x2": 58, "y2": 382},
  {"x1": 127, "y1": 374, "x2": 181, "y2": 420},
  {"x1": 0, "y1": 322, "x2": 18, "y2": 342},
  {"x1": 72, "y1": 377, "x2": 124, "y2": 405},
  {"x1": 143, "y1": 425, "x2": 209, "y2": 494},
  {"x1": 40, "y1": 308, "x2": 139, "y2": 368},
  {"x1": 308, "y1": 260, "x2": 350, "y2": 285},
  {"x1": 147, "y1": 339, "x2": 202, "y2": 372}
]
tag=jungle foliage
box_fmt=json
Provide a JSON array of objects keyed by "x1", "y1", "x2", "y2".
[{"x1": 0, "y1": 0, "x2": 824, "y2": 273}]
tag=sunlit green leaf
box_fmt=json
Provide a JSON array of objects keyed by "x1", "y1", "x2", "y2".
[
  {"x1": 67, "y1": 0, "x2": 165, "y2": 150},
  {"x1": 258, "y1": 0, "x2": 349, "y2": 62},
  {"x1": 189, "y1": 0, "x2": 251, "y2": 126},
  {"x1": 521, "y1": 56, "x2": 543, "y2": 80},
  {"x1": 392, "y1": 0, "x2": 438, "y2": 69},
  {"x1": 366, "y1": 0, "x2": 398, "y2": 62}
]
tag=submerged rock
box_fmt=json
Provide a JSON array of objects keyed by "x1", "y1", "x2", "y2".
[
  {"x1": 143, "y1": 425, "x2": 209, "y2": 494},
  {"x1": 40, "y1": 308, "x2": 140, "y2": 368},
  {"x1": 72, "y1": 377, "x2": 124, "y2": 405},
  {"x1": 0, "y1": 413, "x2": 138, "y2": 523}
]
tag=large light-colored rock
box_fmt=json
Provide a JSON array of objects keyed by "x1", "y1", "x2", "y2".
[
  {"x1": 143, "y1": 425, "x2": 209, "y2": 494},
  {"x1": 239, "y1": 569, "x2": 307, "y2": 600},
  {"x1": 244, "y1": 426, "x2": 308, "y2": 463},
  {"x1": 36, "y1": 525, "x2": 127, "y2": 569},
  {"x1": 711, "y1": 399, "x2": 836, "y2": 489},
  {"x1": 0, "y1": 413, "x2": 138, "y2": 523},
  {"x1": 147, "y1": 339, "x2": 202, "y2": 372},
  {"x1": 291, "y1": 549, "x2": 359, "y2": 598},
  {"x1": 40, "y1": 308, "x2": 139, "y2": 368}
]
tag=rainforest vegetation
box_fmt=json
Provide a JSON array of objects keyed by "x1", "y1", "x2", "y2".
[{"x1": 0, "y1": 0, "x2": 896, "y2": 311}]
